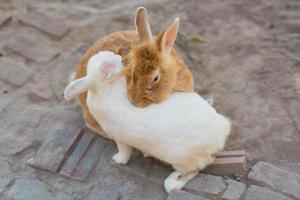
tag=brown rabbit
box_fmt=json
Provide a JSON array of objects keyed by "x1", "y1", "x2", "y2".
[{"x1": 73, "y1": 7, "x2": 193, "y2": 138}]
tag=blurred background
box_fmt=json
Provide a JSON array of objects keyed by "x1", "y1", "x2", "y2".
[{"x1": 0, "y1": 0, "x2": 300, "y2": 199}]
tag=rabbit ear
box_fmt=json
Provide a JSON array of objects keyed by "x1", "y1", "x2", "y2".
[
  {"x1": 64, "y1": 76, "x2": 93, "y2": 101},
  {"x1": 156, "y1": 17, "x2": 180, "y2": 57},
  {"x1": 135, "y1": 7, "x2": 153, "y2": 42}
]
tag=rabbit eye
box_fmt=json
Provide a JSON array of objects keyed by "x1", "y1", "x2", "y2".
[
  {"x1": 153, "y1": 75, "x2": 160, "y2": 82},
  {"x1": 146, "y1": 74, "x2": 160, "y2": 91}
]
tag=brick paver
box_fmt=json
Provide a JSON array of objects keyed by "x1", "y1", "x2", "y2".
[
  {"x1": 6, "y1": 32, "x2": 59, "y2": 62},
  {"x1": 244, "y1": 185, "x2": 291, "y2": 200},
  {"x1": 248, "y1": 162, "x2": 300, "y2": 199},
  {"x1": 167, "y1": 189, "x2": 210, "y2": 200},
  {"x1": 0, "y1": 58, "x2": 32, "y2": 87},
  {"x1": 19, "y1": 10, "x2": 71, "y2": 39},
  {"x1": 221, "y1": 179, "x2": 246, "y2": 200}
]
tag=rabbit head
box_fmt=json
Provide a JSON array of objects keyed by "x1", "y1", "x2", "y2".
[
  {"x1": 125, "y1": 7, "x2": 181, "y2": 107},
  {"x1": 64, "y1": 51, "x2": 123, "y2": 101}
]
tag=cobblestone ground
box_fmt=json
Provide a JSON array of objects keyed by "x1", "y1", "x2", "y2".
[{"x1": 1, "y1": 0, "x2": 300, "y2": 199}]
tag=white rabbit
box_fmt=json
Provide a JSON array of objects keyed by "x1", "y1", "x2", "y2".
[{"x1": 64, "y1": 51, "x2": 231, "y2": 193}]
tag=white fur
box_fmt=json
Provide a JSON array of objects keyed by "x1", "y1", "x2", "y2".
[{"x1": 64, "y1": 51, "x2": 231, "y2": 193}]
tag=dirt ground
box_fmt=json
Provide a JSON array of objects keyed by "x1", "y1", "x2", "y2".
[{"x1": 1, "y1": 0, "x2": 300, "y2": 199}]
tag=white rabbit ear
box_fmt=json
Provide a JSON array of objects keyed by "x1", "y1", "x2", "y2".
[
  {"x1": 100, "y1": 56, "x2": 123, "y2": 79},
  {"x1": 64, "y1": 76, "x2": 93, "y2": 101},
  {"x1": 135, "y1": 7, "x2": 154, "y2": 42},
  {"x1": 101, "y1": 61, "x2": 116, "y2": 76},
  {"x1": 157, "y1": 17, "x2": 180, "y2": 57}
]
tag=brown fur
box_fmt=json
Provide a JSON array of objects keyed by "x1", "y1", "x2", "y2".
[
  {"x1": 74, "y1": 31, "x2": 138, "y2": 137},
  {"x1": 73, "y1": 10, "x2": 193, "y2": 136},
  {"x1": 126, "y1": 42, "x2": 188, "y2": 107}
]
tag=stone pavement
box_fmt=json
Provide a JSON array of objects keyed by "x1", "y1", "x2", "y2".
[{"x1": 1, "y1": 0, "x2": 300, "y2": 199}]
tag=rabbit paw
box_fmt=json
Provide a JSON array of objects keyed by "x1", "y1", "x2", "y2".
[
  {"x1": 112, "y1": 153, "x2": 130, "y2": 165},
  {"x1": 164, "y1": 171, "x2": 185, "y2": 193},
  {"x1": 164, "y1": 170, "x2": 199, "y2": 193}
]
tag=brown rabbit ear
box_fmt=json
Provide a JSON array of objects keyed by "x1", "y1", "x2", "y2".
[
  {"x1": 156, "y1": 17, "x2": 180, "y2": 57},
  {"x1": 135, "y1": 7, "x2": 154, "y2": 42}
]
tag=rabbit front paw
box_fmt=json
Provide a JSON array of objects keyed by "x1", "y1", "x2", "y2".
[
  {"x1": 164, "y1": 170, "x2": 199, "y2": 193},
  {"x1": 112, "y1": 153, "x2": 130, "y2": 165}
]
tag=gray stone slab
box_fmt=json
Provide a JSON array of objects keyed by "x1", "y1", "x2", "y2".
[
  {"x1": 6, "y1": 32, "x2": 59, "y2": 63},
  {"x1": 86, "y1": 184, "x2": 121, "y2": 200},
  {"x1": 167, "y1": 189, "x2": 210, "y2": 200},
  {"x1": 115, "y1": 152, "x2": 172, "y2": 185},
  {"x1": 0, "y1": 11, "x2": 11, "y2": 27},
  {"x1": 19, "y1": 10, "x2": 71, "y2": 39},
  {"x1": 86, "y1": 170, "x2": 166, "y2": 200},
  {"x1": 0, "y1": 96, "x2": 10, "y2": 113},
  {"x1": 71, "y1": 138, "x2": 103, "y2": 181},
  {"x1": 244, "y1": 185, "x2": 291, "y2": 200},
  {"x1": 7, "y1": 179, "x2": 52, "y2": 200},
  {"x1": 13, "y1": 105, "x2": 49, "y2": 129},
  {"x1": 221, "y1": 179, "x2": 246, "y2": 200},
  {"x1": 0, "y1": 136, "x2": 32, "y2": 155},
  {"x1": 248, "y1": 161, "x2": 300, "y2": 198},
  {"x1": 59, "y1": 132, "x2": 94, "y2": 177},
  {"x1": 53, "y1": 192, "x2": 74, "y2": 200},
  {"x1": 185, "y1": 174, "x2": 226, "y2": 196},
  {"x1": 27, "y1": 127, "x2": 82, "y2": 173},
  {"x1": 28, "y1": 77, "x2": 54, "y2": 101},
  {"x1": 0, "y1": 174, "x2": 12, "y2": 194},
  {"x1": 0, "y1": 58, "x2": 32, "y2": 87}
]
